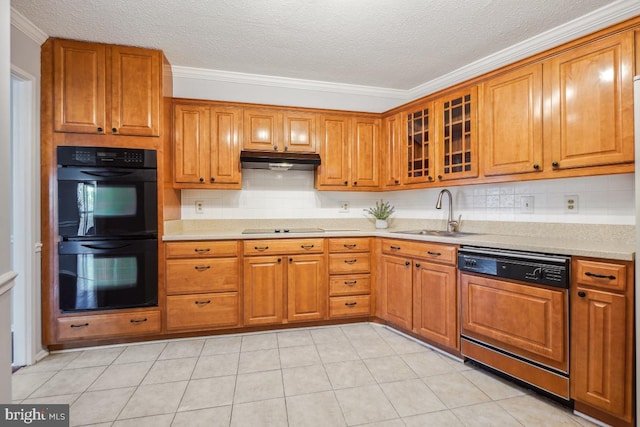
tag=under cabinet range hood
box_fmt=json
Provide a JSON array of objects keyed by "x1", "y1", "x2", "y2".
[{"x1": 240, "y1": 151, "x2": 321, "y2": 171}]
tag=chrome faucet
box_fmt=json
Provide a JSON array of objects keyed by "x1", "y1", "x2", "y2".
[{"x1": 435, "y1": 189, "x2": 460, "y2": 232}]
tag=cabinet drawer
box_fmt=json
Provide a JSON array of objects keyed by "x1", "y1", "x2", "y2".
[
  {"x1": 329, "y1": 274, "x2": 371, "y2": 296},
  {"x1": 329, "y1": 295, "x2": 371, "y2": 318},
  {"x1": 166, "y1": 258, "x2": 238, "y2": 294},
  {"x1": 166, "y1": 241, "x2": 239, "y2": 259},
  {"x1": 329, "y1": 253, "x2": 371, "y2": 274},
  {"x1": 381, "y1": 239, "x2": 457, "y2": 264},
  {"x1": 57, "y1": 310, "x2": 161, "y2": 341},
  {"x1": 166, "y1": 292, "x2": 240, "y2": 331},
  {"x1": 243, "y1": 239, "x2": 324, "y2": 255},
  {"x1": 574, "y1": 259, "x2": 628, "y2": 292},
  {"x1": 328, "y1": 238, "x2": 371, "y2": 253}
]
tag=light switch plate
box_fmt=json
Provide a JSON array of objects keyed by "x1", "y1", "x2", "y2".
[{"x1": 520, "y1": 196, "x2": 534, "y2": 213}]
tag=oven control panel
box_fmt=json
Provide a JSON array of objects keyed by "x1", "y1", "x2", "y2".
[{"x1": 458, "y1": 247, "x2": 570, "y2": 289}]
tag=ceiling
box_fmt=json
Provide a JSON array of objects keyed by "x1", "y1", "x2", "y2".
[{"x1": 9, "y1": 0, "x2": 640, "y2": 91}]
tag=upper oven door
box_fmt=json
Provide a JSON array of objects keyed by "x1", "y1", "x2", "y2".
[{"x1": 57, "y1": 167, "x2": 157, "y2": 239}]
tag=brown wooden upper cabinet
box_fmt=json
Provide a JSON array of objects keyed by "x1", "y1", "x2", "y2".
[
  {"x1": 382, "y1": 113, "x2": 403, "y2": 188},
  {"x1": 317, "y1": 114, "x2": 380, "y2": 190},
  {"x1": 173, "y1": 102, "x2": 242, "y2": 188},
  {"x1": 243, "y1": 108, "x2": 317, "y2": 153},
  {"x1": 403, "y1": 103, "x2": 436, "y2": 185},
  {"x1": 435, "y1": 86, "x2": 479, "y2": 181},
  {"x1": 52, "y1": 38, "x2": 162, "y2": 137},
  {"x1": 545, "y1": 32, "x2": 634, "y2": 170},
  {"x1": 481, "y1": 63, "x2": 544, "y2": 176}
]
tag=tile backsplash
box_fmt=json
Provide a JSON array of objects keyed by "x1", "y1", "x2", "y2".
[{"x1": 181, "y1": 170, "x2": 634, "y2": 225}]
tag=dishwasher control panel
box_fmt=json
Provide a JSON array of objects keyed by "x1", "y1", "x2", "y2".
[{"x1": 458, "y1": 247, "x2": 570, "y2": 288}]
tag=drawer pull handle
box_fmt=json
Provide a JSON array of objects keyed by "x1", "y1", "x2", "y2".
[
  {"x1": 255, "y1": 246, "x2": 269, "y2": 251},
  {"x1": 195, "y1": 300, "x2": 212, "y2": 305},
  {"x1": 195, "y1": 265, "x2": 211, "y2": 271},
  {"x1": 301, "y1": 244, "x2": 315, "y2": 249},
  {"x1": 70, "y1": 323, "x2": 89, "y2": 328},
  {"x1": 390, "y1": 245, "x2": 401, "y2": 250},
  {"x1": 345, "y1": 302, "x2": 357, "y2": 307},
  {"x1": 344, "y1": 280, "x2": 357, "y2": 285},
  {"x1": 427, "y1": 251, "x2": 442, "y2": 256},
  {"x1": 344, "y1": 259, "x2": 357, "y2": 264},
  {"x1": 343, "y1": 244, "x2": 357, "y2": 249},
  {"x1": 130, "y1": 318, "x2": 148, "y2": 324},
  {"x1": 194, "y1": 248, "x2": 211, "y2": 254},
  {"x1": 584, "y1": 272, "x2": 616, "y2": 280}
]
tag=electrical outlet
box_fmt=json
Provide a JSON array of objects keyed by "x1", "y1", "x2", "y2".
[
  {"x1": 339, "y1": 202, "x2": 350, "y2": 213},
  {"x1": 195, "y1": 200, "x2": 204, "y2": 214},
  {"x1": 564, "y1": 195, "x2": 578, "y2": 214},
  {"x1": 520, "y1": 196, "x2": 534, "y2": 213}
]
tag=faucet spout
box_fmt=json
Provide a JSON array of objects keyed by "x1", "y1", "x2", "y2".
[{"x1": 435, "y1": 189, "x2": 459, "y2": 232}]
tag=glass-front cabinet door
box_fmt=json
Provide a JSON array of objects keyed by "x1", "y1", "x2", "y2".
[
  {"x1": 435, "y1": 86, "x2": 478, "y2": 181},
  {"x1": 404, "y1": 102, "x2": 435, "y2": 184}
]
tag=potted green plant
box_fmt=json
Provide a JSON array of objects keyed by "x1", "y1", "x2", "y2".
[{"x1": 367, "y1": 199, "x2": 395, "y2": 229}]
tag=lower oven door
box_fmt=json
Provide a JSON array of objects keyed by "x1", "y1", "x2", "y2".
[
  {"x1": 58, "y1": 238, "x2": 158, "y2": 312},
  {"x1": 459, "y1": 272, "x2": 568, "y2": 373}
]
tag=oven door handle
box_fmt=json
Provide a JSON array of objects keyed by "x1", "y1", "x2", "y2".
[
  {"x1": 79, "y1": 170, "x2": 135, "y2": 178},
  {"x1": 80, "y1": 242, "x2": 132, "y2": 251}
]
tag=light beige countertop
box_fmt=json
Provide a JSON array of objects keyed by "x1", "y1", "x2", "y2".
[{"x1": 163, "y1": 218, "x2": 635, "y2": 261}]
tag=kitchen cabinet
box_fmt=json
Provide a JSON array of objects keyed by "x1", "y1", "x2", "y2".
[
  {"x1": 243, "y1": 108, "x2": 317, "y2": 153},
  {"x1": 316, "y1": 114, "x2": 380, "y2": 190},
  {"x1": 379, "y1": 239, "x2": 458, "y2": 352},
  {"x1": 382, "y1": 113, "x2": 402, "y2": 188},
  {"x1": 481, "y1": 63, "x2": 544, "y2": 176},
  {"x1": 243, "y1": 239, "x2": 327, "y2": 325},
  {"x1": 545, "y1": 32, "x2": 634, "y2": 170},
  {"x1": 571, "y1": 257, "x2": 634, "y2": 426},
  {"x1": 173, "y1": 102, "x2": 242, "y2": 188},
  {"x1": 165, "y1": 241, "x2": 241, "y2": 332},
  {"x1": 56, "y1": 310, "x2": 161, "y2": 341},
  {"x1": 328, "y1": 238, "x2": 372, "y2": 318},
  {"x1": 403, "y1": 103, "x2": 436, "y2": 185},
  {"x1": 52, "y1": 38, "x2": 162, "y2": 137},
  {"x1": 435, "y1": 86, "x2": 478, "y2": 181}
]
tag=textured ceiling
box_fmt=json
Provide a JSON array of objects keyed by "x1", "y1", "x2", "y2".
[{"x1": 10, "y1": 0, "x2": 628, "y2": 90}]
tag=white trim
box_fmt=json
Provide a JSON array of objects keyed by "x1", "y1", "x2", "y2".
[
  {"x1": 10, "y1": 7, "x2": 47, "y2": 45},
  {"x1": 0, "y1": 271, "x2": 17, "y2": 296}
]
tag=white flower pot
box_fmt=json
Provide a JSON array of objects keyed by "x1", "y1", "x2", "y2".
[{"x1": 375, "y1": 219, "x2": 388, "y2": 229}]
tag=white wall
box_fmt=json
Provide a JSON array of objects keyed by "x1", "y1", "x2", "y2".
[
  {"x1": 1, "y1": 0, "x2": 15, "y2": 403},
  {"x1": 182, "y1": 171, "x2": 634, "y2": 225}
]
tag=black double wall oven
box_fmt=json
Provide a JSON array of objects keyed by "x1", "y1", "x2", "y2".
[{"x1": 57, "y1": 146, "x2": 158, "y2": 312}]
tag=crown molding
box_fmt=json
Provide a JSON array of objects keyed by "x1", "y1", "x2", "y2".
[
  {"x1": 407, "y1": 0, "x2": 640, "y2": 100},
  {"x1": 171, "y1": 66, "x2": 409, "y2": 100},
  {"x1": 10, "y1": 7, "x2": 48, "y2": 45}
]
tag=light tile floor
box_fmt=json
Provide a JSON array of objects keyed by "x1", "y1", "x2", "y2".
[{"x1": 12, "y1": 323, "x2": 598, "y2": 427}]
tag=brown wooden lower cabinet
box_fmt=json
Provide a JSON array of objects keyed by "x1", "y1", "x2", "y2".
[
  {"x1": 328, "y1": 238, "x2": 373, "y2": 319},
  {"x1": 166, "y1": 292, "x2": 239, "y2": 331},
  {"x1": 57, "y1": 310, "x2": 161, "y2": 341},
  {"x1": 570, "y1": 257, "x2": 634, "y2": 426},
  {"x1": 379, "y1": 254, "x2": 413, "y2": 331}
]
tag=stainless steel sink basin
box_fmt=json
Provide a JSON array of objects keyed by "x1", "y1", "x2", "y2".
[{"x1": 392, "y1": 229, "x2": 479, "y2": 238}]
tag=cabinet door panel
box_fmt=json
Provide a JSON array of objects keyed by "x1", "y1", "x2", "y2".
[
  {"x1": 382, "y1": 114, "x2": 402, "y2": 187},
  {"x1": 317, "y1": 115, "x2": 350, "y2": 187},
  {"x1": 243, "y1": 109, "x2": 281, "y2": 151},
  {"x1": 352, "y1": 117, "x2": 380, "y2": 188},
  {"x1": 380, "y1": 255, "x2": 412, "y2": 330},
  {"x1": 110, "y1": 46, "x2": 161, "y2": 136},
  {"x1": 210, "y1": 107, "x2": 242, "y2": 184},
  {"x1": 413, "y1": 263, "x2": 458, "y2": 350},
  {"x1": 283, "y1": 112, "x2": 317, "y2": 153},
  {"x1": 404, "y1": 104, "x2": 435, "y2": 184},
  {"x1": 53, "y1": 39, "x2": 106, "y2": 133},
  {"x1": 482, "y1": 64, "x2": 543, "y2": 176},
  {"x1": 174, "y1": 104, "x2": 209, "y2": 184},
  {"x1": 547, "y1": 33, "x2": 634, "y2": 169},
  {"x1": 244, "y1": 257, "x2": 284, "y2": 325},
  {"x1": 287, "y1": 255, "x2": 326, "y2": 322},
  {"x1": 571, "y1": 287, "x2": 628, "y2": 418}
]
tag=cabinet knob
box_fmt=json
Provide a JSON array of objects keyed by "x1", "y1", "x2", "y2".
[
  {"x1": 415, "y1": 263, "x2": 421, "y2": 268},
  {"x1": 533, "y1": 164, "x2": 540, "y2": 170},
  {"x1": 577, "y1": 291, "x2": 586, "y2": 298},
  {"x1": 428, "y1": 176, "x2": 434, "y2": 181},
  {"x1": 289, "y1": 257, "x2": 293, "y2": 263},
  {"x1": 552, "y1": 162, "x2": 559, "y2": 168},
  {"x1": 273, "y1": 145, "x2": 278, "y2": 151},
  {"x1": 437, "y1": 175, "x2": 443, "y2": 180},
  {"x1": 284, "y1": 146, "x2": 289, "y2": 151},
  {"x1": 210, "y1": 177, "x2": 215, "y2": 183},
  {"x1": 344, "y1": 181, "x2": 348, "y2": 186},
  {"x1": 405, "y1": 261, "x2": 411, "y2": 266},
  {"x1": 112, "y1": 127, "x2": 118, "y2": 133},
  {"x1": 394, "y1": 179, "x2": 399, "y2": 185},
  {"x1": 277, "y1": 258, "x2": 282, "y2": 263},
  {"x1": 353, "y1": 181, "x2": 358, "y2": 186},
  {"x1": 199, "y1": 177, "x2": 204, "y2": 183},
  {"x1": 97, "y1": 127, "x2": 103, "y2": 133}
]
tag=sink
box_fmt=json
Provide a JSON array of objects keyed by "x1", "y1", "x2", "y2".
[{"x1": 392, "y1": 229, "x2": 479, "y2": 238}]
